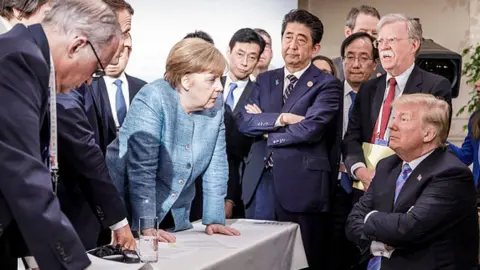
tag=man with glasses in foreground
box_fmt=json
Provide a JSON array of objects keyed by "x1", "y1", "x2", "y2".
[
  {"x1": 342, "y1": 13, "x2": 452, "y2": 201},
  {"x1": 0, "y1": 0, "x2": 122, "y2": 269},
  {"x1": 55, "y1": 0, "x2": 138, "y2": 252}
]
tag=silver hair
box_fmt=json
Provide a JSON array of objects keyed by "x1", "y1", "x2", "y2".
[
  {"x1": 377, "y1": 13, "x2": 423, "y2": 44},
  {"x1": 42, "y1": 0, "x2": 121, "y2": 55}
]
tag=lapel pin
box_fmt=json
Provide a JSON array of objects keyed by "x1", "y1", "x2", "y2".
[
  {"x1": 307, "y1": 81, "x2": 313, "y2": 87},
  {"x1": 275, "y1": 79, "x2": 279, "y2": 85},
  {"x1": 417, "y1": 174, "x2": 422, "y2": 181}
]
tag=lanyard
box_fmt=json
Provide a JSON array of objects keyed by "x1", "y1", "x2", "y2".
[{"x1": 48, "y1": 55, "x2": 59, "y2": 194}]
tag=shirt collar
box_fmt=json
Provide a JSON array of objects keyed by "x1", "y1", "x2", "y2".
[
  {"x1": 284, "y1": 63, "x2": 311, "y2": 81},
  {"x1": 402, "y1": 149, "x2": 434, "y2": 171},
  {"x1": 344, "y1": 81, "x2": 356, "y2": 97},
  {"x1": 386, "y1": 63, "x2": 415, "y2": 90},
  {"x1": 1, "y1": 17, "x2": 12, "y2": 31},
  {"x1": 225, "y1": 74, "x2": 249, "y2": 89},
  {"x1": 104, "y1": 72, "x2": 127, "y2": 87}
]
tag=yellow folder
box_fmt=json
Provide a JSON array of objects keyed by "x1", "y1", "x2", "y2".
[{"x1": 352, "y1": 142, "x2": 395, "y2": 190}]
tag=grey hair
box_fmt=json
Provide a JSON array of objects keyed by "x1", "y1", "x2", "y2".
[
  {"x1": 377, "y1": 13, "x2": 422, "y2": 43},
  {"x1": 42, "y1": 0, "x2": 121, "y2": 54}
]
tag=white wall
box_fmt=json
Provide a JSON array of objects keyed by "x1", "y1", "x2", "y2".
[{"x1": 126, "y1": 0, "x2": 297, "y2": 83}]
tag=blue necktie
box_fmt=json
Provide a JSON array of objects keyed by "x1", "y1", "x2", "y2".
[
  {"x1": 367, "y1": 163, "x2": 412, "y2": 270},
  {"x1": 114, "y1": 79, "x2": 127, "y2": 127},
  {"x1": 348, "y1": 91, "x2": 357, "y2": 119},
  {"x1": 283, "y1": 75, "x2": 298, "y2": 104},
  {"x1": 394, "y1": 163, "x2": 412, "y2": 202},
  {"x1": 340, "y1": 91, "x2": 357, "y2": 193},
  {"x1": 225, "y1": 82, "x2": 238, "y2": 109}
]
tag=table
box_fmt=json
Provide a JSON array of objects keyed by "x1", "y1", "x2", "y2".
[{"x1": 89, "y1": 219, "x2": 308, "y2": 270}]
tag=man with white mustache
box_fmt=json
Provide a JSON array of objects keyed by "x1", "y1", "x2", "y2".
[{"x1": 342, "y1": 13, "x2": 452, "y2": 197}]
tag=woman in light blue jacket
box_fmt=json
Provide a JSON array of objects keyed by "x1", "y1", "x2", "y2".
[{"x1": 106, "y1": 38, "x2": 239, "y2": 240}]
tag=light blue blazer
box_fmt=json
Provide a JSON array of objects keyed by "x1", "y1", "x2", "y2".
[{"x1": 106, "y1": 79, "x2": 228, "y2": 231}]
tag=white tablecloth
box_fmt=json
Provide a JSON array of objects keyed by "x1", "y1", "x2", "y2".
[{"x1": 19, "y1": 219, "x2": 308, "y2": 270}]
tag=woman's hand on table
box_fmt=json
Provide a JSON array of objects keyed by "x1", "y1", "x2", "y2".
[{"x1": 205, "y1": 224, "x2": 240, "y2": 236}]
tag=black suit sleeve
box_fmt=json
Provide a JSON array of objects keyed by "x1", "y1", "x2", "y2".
[
  {"x1": 0, "y1": 52, "x2": 90, "y2": 269},
  {"x1": 56, "y1": 89, "x2": 127, "y2": 229},
  {"x1": 345, "y1": 180, "x2": 373, "y2": 247},
  {"x1": 363, "y1": 165, "x2": 476, "y2": 247},
  {"x1": 342, "y1": 82, "x2": 368, "y2": 173}
]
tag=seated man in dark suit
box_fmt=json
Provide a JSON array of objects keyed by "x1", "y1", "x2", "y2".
[
  {"x1": 56, "y1": 0, "x2": 142, "y2": 250},
  {"x1": 0, "y1": 0, "x2": 122, "y2": 269},
  {"x1": 343, "y1": 13, "x2": 452, "y2": 200},
  {"x1": 346, "y1": 93, "x2": 479, "y2": 270}
]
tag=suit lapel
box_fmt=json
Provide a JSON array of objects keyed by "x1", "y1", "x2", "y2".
[
  {"x1": 234, "y1": 80, "x2": 253, "y2": 115},
  {"x1": 27, "y1": 24, "x2": 50, "y2": 69},
  {"x1": 96, "y1": 78, "x2": 116, "y2": 138},
  {"x1": 281, "y1": 65, "x2": 317, "y2": 113},
  {"x1": 380, "y1": 158, "x2": 402, "y2": 213},
  {"x1": 270, "y1": 69, "x2": 284, "y2": 112},
  {"x1": 126, "y1": 74, "x2": 136, "y2": 104},
  {"x1": 403, "y1": 66, "x2": 423, "y2": 95},
  {"x1": 371, "y1": 75, "x2": 387, "y2": 126},
  {"x1": 393, "y1": 148, "x2": 443, "y2": 212}
]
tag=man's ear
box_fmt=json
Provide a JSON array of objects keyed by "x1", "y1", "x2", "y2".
[{"x1": 67, "y1": 36, "x2": 88, "y2": 59}]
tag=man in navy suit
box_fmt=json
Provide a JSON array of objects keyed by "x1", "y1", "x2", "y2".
[
  {"x1": 56, "y1": 0, "x2": 142, "y2": 250},
  {"x1": 0, "y1": 0, "x2": 122, "y2": 269},
  {"x1": 346, "y1": 94, "x2": 478, "y2": 270},
  {"x1": 237, "y1": 9, "x2": 343, "y2": 269}
]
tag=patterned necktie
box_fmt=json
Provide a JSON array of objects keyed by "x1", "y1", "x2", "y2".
[
  {"x1": 283, "y1": 74, "x2": 298, "y2": 104},
  {"x1": 348, "y1": 91, "x2": 357, "y2": 119},
  {"x1": 367, "y1": 163, "x2": 412, "y2": 270},
  {"x1": 114, "y1": 79, "x2": 127, "y2": 127},
  {"x1": 371, "y1": 77, "x2": 396, "y2": 143},
  {"x1": 394, "y1": 163, "x2": 412, "y2": 202},
  {"x1": 225, "y1": 82, "x2": 238, "y2": 109}
]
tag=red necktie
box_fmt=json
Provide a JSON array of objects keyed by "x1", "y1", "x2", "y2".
[{"x1": 371, "y1": 78, "x2": 397, "y2": 143}]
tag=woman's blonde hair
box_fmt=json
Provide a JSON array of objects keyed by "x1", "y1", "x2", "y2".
[{"x1": 164, "y1": 38, "x2": 227, "y2": 88}]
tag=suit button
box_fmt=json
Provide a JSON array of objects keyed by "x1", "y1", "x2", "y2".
[
  {"x1": 179, "y1": 180, "x2": 185, "y2": 185},
  {"x1": 0, "y1": 223, "x2": 3, "y2": 236},
  {"x1": 186, "y1": 163, "x2": 191, "y2": 169},
  {"x1": 96, "y1": 206, "x2": 105, "y2": 221}
]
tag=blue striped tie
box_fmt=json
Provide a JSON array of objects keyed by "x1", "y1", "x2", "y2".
[
  {"x1": 114, "y1": 79, "x2": 127, "y2": 127},
  {"x1": 367, "y1": 163, "x2": 412, "y2": 270},
  {"x1": 225, "y1": 82, "x2": 237, "y2": 109}
]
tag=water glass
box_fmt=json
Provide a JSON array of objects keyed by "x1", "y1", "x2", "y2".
[{"x1": 138, "y1": 216, "x2": 158, "y2": 263}]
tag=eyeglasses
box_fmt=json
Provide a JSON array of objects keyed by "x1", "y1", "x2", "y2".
[
  {"x1": 342, "y1": 55, "x2": 373, "y2": 65},
  {"x1": 373, "y1": 37, "x2": 410, "y2": 48},
  {"x1": 86, "y1": 40, "x2": 106, "y2": 78}
]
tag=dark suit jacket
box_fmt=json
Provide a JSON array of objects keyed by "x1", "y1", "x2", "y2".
[
  {"x1": 56, "y1": 75, "x2": 145, "y2": 249},
  {"x1": 237, "y1": 65, "x2": 343, "y2": 213},
  {"x1": 84, "y1": 76, "x2": 146, "y2": 153},
  {"x1": 0, "y1": 24, "x2": 90, "y2": 269},
  {"x1": 222, "y1": 77, "x2": 254, "y2": 205},
  {"x1": 346, "y1": 148, "x2": 479, "y2": 269},
  {"x1": 342, "y1": 66, "x2": 452, "y2": 175}
]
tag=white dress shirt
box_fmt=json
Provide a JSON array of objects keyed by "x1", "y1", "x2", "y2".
[
  {"x1": 104, "y1": 72, "x2": 130, "y2": 129},
  {"x1": 0, "y1": 17, "x2": 12, "y2": 32},
  {"x1": 223, "y1": 75, "x2": 249, "y2": 110},
  {"x1": 351, "y1": 63, "x2": 416, "y2": 178},
  {"x1": 365, "y1": 149, "x2": 435, "y2": 258}
]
